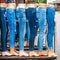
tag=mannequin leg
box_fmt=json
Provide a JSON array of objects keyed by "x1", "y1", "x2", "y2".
[
  {"x1": 26, "y1": 7, "x2": 39, "y2": 56},
  {"x1": 16, "y1": 5, "x2": 28, "y2": 56},
  {"x1": 0, "y1": 6, "x2": 11, "y2": 56},
  {"x1": 47, "y1": 6, "x2": 57, "y2": 57},
  {"x1": 36, "y1": 7, "x2": 47, "y2": 56},
  {"x1": 6, "y1": 7, "x2": 18, "y2": 56}
]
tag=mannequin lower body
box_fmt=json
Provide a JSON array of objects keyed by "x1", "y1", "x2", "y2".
[
  {"x1": 36, "y1": 7, "x2": 47, "y2": 56},
  {"x1": 6, "y1": 4, "x2": 18, "y2": 56},
  {"x1": 16, "y1": 7, "x2": 28, "y2": 56},
  {"x1": 26, "y1": 7, "x2": 39, "y2": 56},
  {"x1": 0, "y1": 6, "x2": 11, "y2": 56},
  {"x1": 46, "y1": 6, "x2": 57, "y2": 57}
]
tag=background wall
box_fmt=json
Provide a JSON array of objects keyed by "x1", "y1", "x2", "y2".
[{"x1": 55, "y1": 11, "x2": 60, "y2": 60}]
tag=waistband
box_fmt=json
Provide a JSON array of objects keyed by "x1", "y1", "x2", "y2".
[
  {"x1": 47, "y1": 4, "x2": 54, "y2": 7},
  {"x1": 36, "y1": 3, "x2": 47, "y2": 8},
  {"x1": 0, "y1": 3, "x2": 7, "y2": 7},
  {"x1": 26, "y1": 4, "x2": 36, "y2": 8},
  {"x1": 6, "y1": 3, "x2": 16, "y2": 8},
  {"x1": 17, "y1": 4, "x2": 26, "y2": 8}
]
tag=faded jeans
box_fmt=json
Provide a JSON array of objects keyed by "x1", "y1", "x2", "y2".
[
  {"x1": 16, "y1": 8, "x2": 26, "y2": 50},
  {"x1": 36, "y1": 7, "x2": 46, "y2": 51},
  {"x1": 6, "y1": 8, "x2": 16, "y2": 48}
]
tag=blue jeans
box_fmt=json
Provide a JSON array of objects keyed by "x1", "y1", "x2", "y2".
[
  {"x1": 6, "y1": 8, "x2": 16, "y2": 48},
  {"x1": 16, "y1": 21, "x2": 19, "y2": 40},
  {"x1": 25, "y1": 20, "x2": 30, "y2": 42},
  {"x1": 36, "y1": 7, "x2": 46, "y2": 51},
  {"x1": 16, "y1": 8, "x2": 26, "y2": 50},
  {"x1": 46, "y1": 6, "x2": 55, "y2": 50},
  {"x1": 26, "y1": 8, "x2": 39, "y2": 51},
  {"x1": 0, "y1": 7, "x2": 7, "y2": 52}
]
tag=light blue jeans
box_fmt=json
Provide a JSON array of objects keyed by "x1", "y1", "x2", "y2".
[
  {"x1": 46, "y1": 6, "x2": 55, "y2": 50},
  {"x1": 6, "y1": 8, "x2": 16, "y2": 48},
  {"x1": 0, "y1": 7, "x2": 7, "y2": 52},
  {"x1": 16, "y1": 8, "x2": 26, "y2": 50},
  {"x1": 26, "y1": 8, "x2": 39, "y2": 51},
  {"x1": 36, "y1": 7, "x2": 46, "y2": 51}
]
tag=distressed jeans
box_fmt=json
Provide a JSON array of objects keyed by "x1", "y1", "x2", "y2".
[
  {"x1": 46, "y1": 6, "x2": 55, "y2": 50},
  {"x1": 6, "y1": 8, "x2": 16, "y2": 48},
  {"x1": 26, "y1": 8, "x2": 38, "y2": 51},
  {"x1": 0, "y1": 7, "x2": 7, "y2": 52},
  {"x1": 16, "y1": 8, "x2": 26, "y2": 50},
  {"x1": 36, "y1": 7, "x2": 46, "y2": 51}
]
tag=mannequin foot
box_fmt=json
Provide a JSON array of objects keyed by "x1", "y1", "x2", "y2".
[
  {"x1": 29, "y1": 51, "x2": 39, "y2": 57},
  {"x1": 38, "y1": 51, "x2": 47, "y2": 56},
  {"x1": 10, "y1": 51, "x2": 18, "y2": 56},
  {"x1": 48, "y1": 50, "x2": 57, "y2": 57},
  {"x1": 15, "y1": 50, "x2": 19, "y2": 54},
  {"x1": 10, "y1": 48, "x2": 18, "y2": 56},
  {"x1": 19, "y1": 50, "x2": 29, "y2": 56},
  {"x1": 2, "y1": 51, "x2": 12, "y2": 56}
]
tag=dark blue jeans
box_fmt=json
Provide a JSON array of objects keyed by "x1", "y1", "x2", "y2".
[
  {"x1": 46, "y1": 6, "x2": 55, "y2": 50},
  {"x1": 6, "y1": 8, "x2": 16, "y2": 48},
  {"x1": 0, "y1": 7, "x2": 7, "y2": 52},
  {"x1": 16, "y1": 8, "x2": 26, "y2": 50},
  {"x1": 26, "y1": 8, "x2": 39, "y2": 51},
  {"x1": 25, "y1": 20, "x2": 30, "y2": 42},
  {"x1": 15, "y1": 11, "x2": 19, "y2": 40}
]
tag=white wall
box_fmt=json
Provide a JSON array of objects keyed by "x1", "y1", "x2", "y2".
[
  {"x1": 47, "y1": 0, "x2": 56, "y2": 4},
  {"x1": 57, "y1": 0, "x2": 60, "y2": 1},
  {"x1": 55, "y1": 11, "x2": 60, "y2": 60}
]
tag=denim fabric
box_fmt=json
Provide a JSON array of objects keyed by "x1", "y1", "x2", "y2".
[
  {"x1": 26, "y1": 8, "x2": 39, "y2": 51},
  {"x1": 36, "y1": 7, "x2": 46, "y2": 50},
  {"x1": 46, "y1": 6, "x2": 55, "y2": 50},
  {"x1": 16, "y1": 21, "x2": 19, "y2": 40},
  {"x1": 16, "y1": 8, "x2": 26, "y2": 50},
  {"x1": 6, "y1": 8, "x2": 16, "y2": 48},
  {"x1": 25, "y1": 20, "x2": 30, "y2": 42},
  {"x1": 0, "y1": 7, "x2": 7, "y2": 52}
]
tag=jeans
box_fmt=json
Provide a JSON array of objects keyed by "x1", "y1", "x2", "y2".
[
  {"x1": 0, "y1": 7, "x2": 7, "y2": 52},
  {"x1": 36, "y1": 7, "x2": 46, "y2": 51},
  {"x1": 6, "y1": 8, "x2": 16, "y2": 48},
  {"x1": 16, "y1": 21, "x2": 19, "y2": 40},
  {"x1": 16, "y1": 8, "x2": 26, "y2": 50},
  {"x1": 25, "y1": 20, "x2": 30, "y2": 42},
  {"x1": 46, "y1": 6, "x2": 55, "y2": 50},
  {"x1": 26, "y1": 8, "x2": 39, "y2": 51}
]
